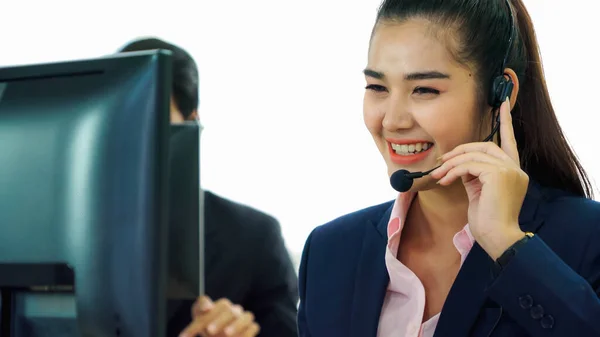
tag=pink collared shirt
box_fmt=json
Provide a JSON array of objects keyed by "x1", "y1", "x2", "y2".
[{"x1": 377, "y1": 192, "x2": 475, "y2": 337}]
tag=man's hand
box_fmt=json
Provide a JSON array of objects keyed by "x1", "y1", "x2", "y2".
[{"x1": 179, "y1": 296, "x2": 260, "y2": 337}]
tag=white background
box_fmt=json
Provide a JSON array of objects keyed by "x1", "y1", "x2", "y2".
[{"x1": 1, "y1": 0, "x2": 598, "y2": 268}]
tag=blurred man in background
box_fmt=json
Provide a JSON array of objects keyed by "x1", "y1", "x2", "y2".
[{"x1": 118, "y1": 38, "x2": 298, "y2": 337}]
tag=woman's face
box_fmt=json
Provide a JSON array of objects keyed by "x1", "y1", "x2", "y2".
[{"x1": 364, "y1": 19, "x2": 490, "y2": 191}]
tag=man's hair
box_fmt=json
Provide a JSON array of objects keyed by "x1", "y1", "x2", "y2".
[{"x1": 118, "y1": 37, "x2": 199, "y2": 119}]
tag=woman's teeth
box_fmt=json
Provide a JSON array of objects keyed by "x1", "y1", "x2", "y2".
[{"x1": 391, "y1": 142, "x2": 432, "y2": 156}]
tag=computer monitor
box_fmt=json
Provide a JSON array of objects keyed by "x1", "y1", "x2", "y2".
[
  {"x1": 167, "y1": 122, "x2": 204, "y2": 300},
  {"x1": 0, "y1": 50, "x2": 202, "y2": 337}
]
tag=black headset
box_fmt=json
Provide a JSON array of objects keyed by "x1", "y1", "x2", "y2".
[{"x1": 483, "y1": 0, "x2": 516, "y2": 141}]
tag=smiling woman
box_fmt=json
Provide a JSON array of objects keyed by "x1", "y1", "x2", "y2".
[{"x1": 297, "y1": 0, "x2": 600, "y2": 336}]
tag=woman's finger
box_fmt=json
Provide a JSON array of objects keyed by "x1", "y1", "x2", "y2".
[
  {"x1": 499, "y1": 97, "x2": 520, "y2": 164},
  {"x1": 437, "y1": 161, "x2": 497, "y2": 186},
  {"x1": 440, "y1": 141, "x2": 511, "y2": 163},
  {"x1": 431, "y1": 152, "x2": 505, "y2": 180}
]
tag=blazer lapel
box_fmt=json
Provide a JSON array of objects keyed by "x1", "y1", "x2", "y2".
[
  {"x1": 349, "y1": 204, "x2": 392, "y2": 337},
  {"x1": 433, "y1": 241, "x2": 496, "y2": 337},
  {"x1": 433, "y1": 181, "x2": 544, "y2": 337}
]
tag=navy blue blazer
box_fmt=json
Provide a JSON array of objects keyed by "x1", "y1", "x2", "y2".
[{"x1": 298, "y1": 182, "x2": 600, "y2": 336}]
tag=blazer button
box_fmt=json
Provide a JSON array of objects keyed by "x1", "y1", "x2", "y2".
[
  {"x1": 518, "y1": 295, "x2": 533, "y2": 309},
  {"x1": 530, "y1": 304, "x2": 544, "y2": 320},
  {"x1": 541, "y1": 315, "x2": 554, "y2": 329}
]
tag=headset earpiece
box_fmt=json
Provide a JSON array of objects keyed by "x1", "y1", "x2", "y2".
[
  {"x1": 488, "y1": 0, "x2": 516, "y2": 109},
  {"x1": 489, "y1": 74, "x2": 514, "y2": 109}
]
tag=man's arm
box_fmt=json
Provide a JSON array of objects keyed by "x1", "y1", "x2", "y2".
[{"x1": 245, "y1": 216, "x2": 299, "y2": 337}]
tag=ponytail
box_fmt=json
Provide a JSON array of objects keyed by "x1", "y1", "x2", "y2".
[{"x1": 509, "y1": 0, "x2": 593, "y2": 198}]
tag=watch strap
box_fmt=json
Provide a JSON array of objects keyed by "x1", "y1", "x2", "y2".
[{"x1": 495, "y1": 232, "x2": 534, "y2": 270}]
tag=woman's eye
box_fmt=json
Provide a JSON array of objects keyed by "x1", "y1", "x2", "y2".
[
  {"x1": 413, "y1": 87, "x2": 440, "y2": 95},
  {"x1": 365, "y1": 84, "x2": 387, "y2": 92}
]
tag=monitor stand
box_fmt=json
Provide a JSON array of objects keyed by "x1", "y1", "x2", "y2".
[
  {"x1": 0, "y1": 263, "x2": 77, "y2": 337},
  {"x1": 1, "y1": 290, "x2": 78, "y2": 337}
]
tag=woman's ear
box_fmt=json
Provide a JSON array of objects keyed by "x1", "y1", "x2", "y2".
[{"x1": 504, "y1": 68, "x2": 519, "y2": 110}]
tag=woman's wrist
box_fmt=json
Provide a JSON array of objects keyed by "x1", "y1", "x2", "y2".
[{"x1": 478, "y1": 227, "x2": 526, "y2": 261}]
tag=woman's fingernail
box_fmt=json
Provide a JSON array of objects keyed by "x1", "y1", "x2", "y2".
[{"x1": 225, "y1": 326, "x2": 234, "y2": 335}]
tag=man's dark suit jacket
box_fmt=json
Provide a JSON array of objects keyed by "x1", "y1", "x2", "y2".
[
  {"x1": 167, "y1": 191, "x2": 299, "y2": 337},
  {"x1": 298, "y1": 181, "x2": 600, "y2": 336}
]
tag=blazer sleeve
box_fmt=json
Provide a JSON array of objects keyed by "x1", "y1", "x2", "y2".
[
  {"x1": 297, "y1": 228, "x2": 313, "y2": 337},
  {"x1": 245, "y1": 216, "x2": 299, "y2": 337},
  {"x1": 487, "y1": 228, "x2": 600, "y2": 336}
]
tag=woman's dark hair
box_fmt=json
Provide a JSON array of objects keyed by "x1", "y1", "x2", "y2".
[{"x1": 375, "y1": 0, "x2": 593, "y2": 199}]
